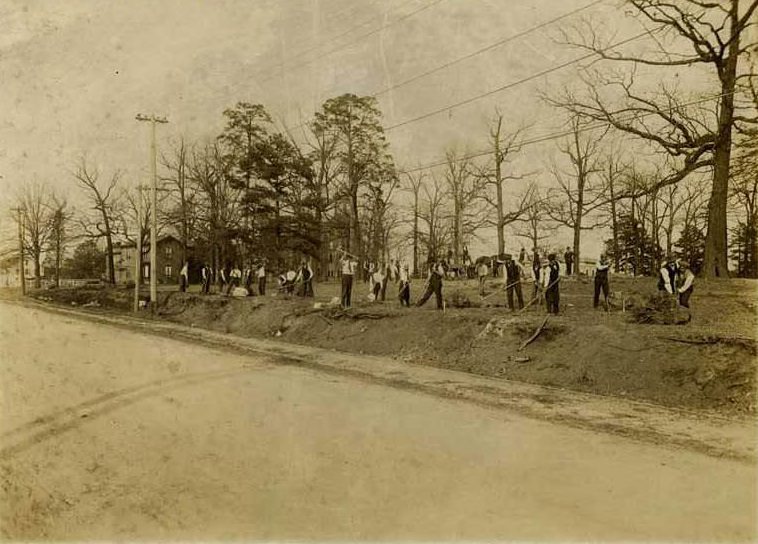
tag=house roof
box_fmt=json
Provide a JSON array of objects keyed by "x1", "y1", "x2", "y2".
[{"x1": 114, "y1": 234, "x2": 194, "y2": 249}]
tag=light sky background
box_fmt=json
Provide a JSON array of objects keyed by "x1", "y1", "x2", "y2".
[{"x1": 0, "y1": 0, "x2": 734, "y2": 259}]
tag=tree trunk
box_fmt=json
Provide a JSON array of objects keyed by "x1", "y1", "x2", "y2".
[
  {"x1": 55, "y1": 235, "x2": 62, "y2": 288},
  {"x1": 496, "y1": 168, "x2": 504, "y2": 255},
  {"x1": 703, "y1": 1, "x2": 739, "y2": 278},
  {"x1": 103, "y1": 212, "x2": 116, "y2": 284},
  {"x1": 412, "y1": 192, "x2": 419, "y2": 277},
  {"x1": 573, "y1": 179, "x2": 584, "y2": 276},
  {"x1": 609, "y1": 167, "x2": 620, "y2": 272}
]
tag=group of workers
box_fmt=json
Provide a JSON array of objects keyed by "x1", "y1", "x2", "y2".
[
  {"x1": 181, "y1": 246, "x2": 696, "y2": 316},
  {"x1": 194, "y1": 261, "x2": 269, "y2": 296}
]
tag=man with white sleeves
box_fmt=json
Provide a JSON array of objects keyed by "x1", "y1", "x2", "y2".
[{"x1": 677, "y1": 261, "x2": 695, "y2": 309}]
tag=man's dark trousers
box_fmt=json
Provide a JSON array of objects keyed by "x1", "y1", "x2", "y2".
[
  {"x1": 507, "y1": 282, "x2": 524, "y2": 310},
  {"x1": 545, "y1": 285, "x2": 560, "y2": 314},
  {"x1": 593, "y1": 275, "x2": 609, "y2": 308},
  {"x1": 416, "y1": 277, "x2": 443, "y2": 309},
  {"x1": 341, "y1": 274, "x2": 353, "y2": 308}
]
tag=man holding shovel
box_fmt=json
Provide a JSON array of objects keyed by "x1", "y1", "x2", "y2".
[{"x1": 504, "y1": 257, "x2": 525, "y2": 311}]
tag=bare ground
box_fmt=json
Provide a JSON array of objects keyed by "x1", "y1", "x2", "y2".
[{"x1": 24, "y1": 275, "x2": 758, "y2": 416}]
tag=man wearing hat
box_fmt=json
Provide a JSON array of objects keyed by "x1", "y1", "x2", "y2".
[{"x1": 543, "y1": 253, "x2": 561, "y2": 314}]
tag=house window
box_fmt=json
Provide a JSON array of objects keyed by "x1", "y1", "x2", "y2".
[
  {"x1": 164, "y1": 265, "x2": 172, "y2": 278},
  {"x1": 165, "y1": 246, "x2": 173, "y2": 258}
]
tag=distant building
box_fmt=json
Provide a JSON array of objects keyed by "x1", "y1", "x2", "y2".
[
  {"x1": 109, "y1": 235, "x2": 191, "y2": 284},
  {"x1": 0, "y1": 255, "x2": 38, "y2": 287}
]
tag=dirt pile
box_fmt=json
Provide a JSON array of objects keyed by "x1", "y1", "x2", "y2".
[
  {"x1": 30, "y1": 286, "x2": 132, "y2": 311},
  {"x1": 26, "y1": 276, "x2": 758, "y2": 416}
]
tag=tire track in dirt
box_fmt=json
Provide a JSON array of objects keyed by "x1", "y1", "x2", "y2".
[
  {"x1": 0, "y1": 368, "x2": 251, "y2": 461},
  {"x1": 2, "y1": 299, "x2": 755, "y2": 464}
]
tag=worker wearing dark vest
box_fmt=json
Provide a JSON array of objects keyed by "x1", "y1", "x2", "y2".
[
  {"x1": 504, "y1": 258, "x2": 524, "y2": 310},
  {"x1": 532, "y1": 250, "x2": 542, "y2": 300},
  {"x1": 594, "y1": 254, "x2": 610, "y2": 309},
  {"x1": 543, "y1": 253, "x2": 561, "y2": 314},
  {"x1": 658, "y1": 259, "x2": 679, "y2": 295},
  {"x1": 416, "y1": 261, "x2": 444, "y2": 310}
]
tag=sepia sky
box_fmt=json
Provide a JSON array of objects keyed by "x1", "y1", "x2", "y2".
[{"x1": 0, "y1": 0, "x2": 729, "y2": 257}]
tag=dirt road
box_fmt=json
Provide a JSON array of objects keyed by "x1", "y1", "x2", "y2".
[{"x1": 0, "y1": 304, "x2": 755, "y2": 540}]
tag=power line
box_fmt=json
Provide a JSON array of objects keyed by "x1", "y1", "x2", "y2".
[
  {"x1": 375, "y1": 0, "x2": 606, "y2": 99},
  {"x1": 257, "y1": 0, "x2": 445, "y2": 87},
  {"x1": 384, "y1": 30, "x2": 651, "y2": 132},
  {"x1": 255, "y1": 0, "x2": 417, "y2": 82},
  {"x1": 285, "y1": 0, "x2": 606, "y2": 134},
  {"x1": 397, "y1": 90, "x2": 735, "y2": 175},
  {"x1": 179, "y1": 0, "x2": 428, "y2": 111}
]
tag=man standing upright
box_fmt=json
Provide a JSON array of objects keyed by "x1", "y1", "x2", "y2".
[
  {"x1": 594, "y1": 254, "x2": 611, "y2": 310},
  {"x1": 531, "y1": 249, "x2": 542, "y2": 301},
  {"x1": 543, "y1": 253, "x2": 561, "y2": 314},
  {"x1": 398, "y1": 263, "x2": 411, "y2": 307},
  {"x1": 257, "y1": 260, "x2": 267, "y2": 296},
  {"x1": 564, "y1": 247, "x2": 574, "y2": 276},
  {"x1": 504, "y1": 258, "x2": 525, "y2": 311},
  {"x1": 179, "y1": 261, "x2": 189, "y2": 292},
  {"x1": 201, "y1": 263, "x2": 211, "y2": 295},
  {"x1": 476, "y1": 260, "x2": 489, "y2": 296},
  {"x1": 340, "y1": 251, "x2": 358, "y2": 309}
]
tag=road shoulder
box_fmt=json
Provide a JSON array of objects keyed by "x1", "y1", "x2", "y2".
[{"x1": 3, "y1": 299, "x2": 755, "y2": 463}]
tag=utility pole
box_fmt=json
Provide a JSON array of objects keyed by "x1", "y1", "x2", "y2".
[
  {"x1": 133, "y1": 185, "x2": 144, "y2": 313},
  {"x1": 10, "y1": 206, "x2": 26, "y2": 296},
  {"x1": 136, "y1": 113, "x2": 168, "y2": 306}
]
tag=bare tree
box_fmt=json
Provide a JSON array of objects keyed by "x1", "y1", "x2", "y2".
[
  {"x1": 16, "y1": 181, "x2": 53, "y2": 288},
  {"x1": 48, "y1": 193, "x2": 70, "y2": 288},
  {"x1": 512, "y1": 184, "x2": 555, "y2": 253},
  {"x1": 552, "y1": 0, "x2": 758, "y2": 277},
  {"x1": 545, "y1": 117, "x2": 607, "y2": 274},
  {"x1": 443, "y1": 149, "x2": 485, "y2": 263},
  {"x1": 302, "y1": 121, "x2": 339, "y2": 279},
  {"x1": 419, "y1": 173, "x2": 450, "y2": 271},
  {"x1": 73, "y1": 158, "x2": 121, "y2": 284},
  {"x1": 599, "y1": 149, "x2": 629, "y2": 272},
  {"x1": 162, "y1": 137, "x2": 197, "y2": 263},
  {"x1": 190, "y1": 142, "x2": 241, "y2": 270},
  {"x1": 119, "y1": 185, "x2": 169, "y2": 283},
  {"x1": 476, "y1": 113, "x2": 535, "y2": 255},
  {"x1": 403, "y1": 171, "x2": 426, "y2": 276}
]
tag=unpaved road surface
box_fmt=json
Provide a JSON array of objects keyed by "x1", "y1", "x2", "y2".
[{"x1": 0, "y1": 304, "x2": 755, "y2": 541}]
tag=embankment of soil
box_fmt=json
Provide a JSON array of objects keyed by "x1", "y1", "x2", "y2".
[{"x1": 27, "y1": 277, "x2": 757, "y2": 416}]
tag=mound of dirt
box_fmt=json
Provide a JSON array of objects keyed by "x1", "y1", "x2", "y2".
[
  {"x1": 31, "y1": 276, "x2": 758, "y2": 416},
  {"x1": 632, "y1": 293, "x2": 691, "y2": 325},
  {"x1": 30, "y1": 286, "x2": 132, "y2": 311}
]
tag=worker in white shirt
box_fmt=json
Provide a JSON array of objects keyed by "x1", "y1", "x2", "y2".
[
  {"x1": 370, "y1": 266, "x2": 384, "y2": 302},
  {"x1": 476, "y1": 260, "x2": 489, "y2": 296},
  {"x1": 340, "y1": 251, "x2": 358, "y2": 308},
  {"x1": 658, "y1": 257, "x2": 679, "y2": 296},
  {"x1": 398, "y1": 263, "x2": 411, "y2": 307},
  {"x1": 201, "y1": 264, "x2": 212, "y2": 295},
  {"x1": 678, "y1": 261, "x2": 695, "y2": 308},
  {"x1": 227, "y1": 265, "x2": 242, "y2": 295},
  {"x1": 542, "y1": 253, "x2": 561, "y2": 314},
  {"x1": 257, "y1": 260, "x2": 267, "y2": 296},
  {"x1": 179, "y1": 261, "x2": 189, "y2": 292},
  {"x1": 416, "y1": 260, "x2": 445, "y2": 310},
  {"x1": 593, "y1": 254, "x2": 611, "y2": 309}
]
